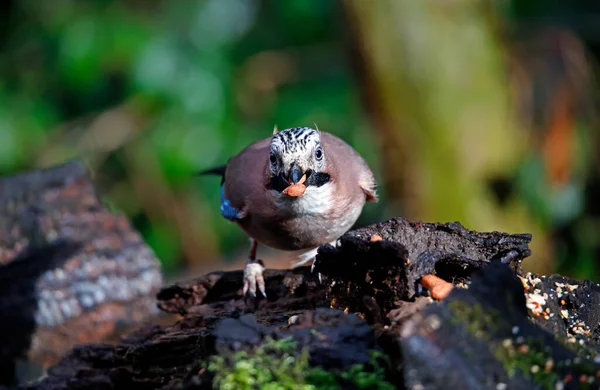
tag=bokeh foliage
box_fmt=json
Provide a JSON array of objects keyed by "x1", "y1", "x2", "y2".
[
  {"x1": 1, "y1": 0, "x2": 600, "y2": 280},
  {"x1": 0, "y1": 0, "x2": 384, "y2": 274}
]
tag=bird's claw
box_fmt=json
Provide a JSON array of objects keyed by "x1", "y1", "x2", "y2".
[
  {"x1": 310, "y1": 260, "x2": 323, "y2": 284},
  {"x1": 243, "y1": 260, "x2": 267, "y2": 298}
]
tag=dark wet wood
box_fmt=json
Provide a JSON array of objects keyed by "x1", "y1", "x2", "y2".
[{"x1": 5, "y1": 180, "x2": 600, "y2": 390}]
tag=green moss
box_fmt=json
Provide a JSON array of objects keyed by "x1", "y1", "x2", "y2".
[
  {"x1": 493, "y1": 338, "x2": 559, "y2": 389},
  {"x1": 445, "y1": 299, "x2": 599, "y2": 390},
  {"x1": 339, "y1": 356, "x2": 395, "y2": 389},
  {"x1": 446, "y1": 300, "x2": 502, "y2": 338},
  {"x1": 206, "y1": 337, "x2": 395, "y2": 390}
]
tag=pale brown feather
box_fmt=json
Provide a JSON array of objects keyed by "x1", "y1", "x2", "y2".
[
  {"x1": 222, "y1": 137, "x2": 271, "y2": 215},
  {"x1": 221, "y1": 131, "x2": 377, "y2": 252},
  {"x1": 320, "y1": 132, "x2": 378, "y2": 203}
]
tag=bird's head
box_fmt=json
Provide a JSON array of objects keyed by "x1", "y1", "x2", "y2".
[{"x1": 267, "y1": 126, "x2": 331, "y2": 196}]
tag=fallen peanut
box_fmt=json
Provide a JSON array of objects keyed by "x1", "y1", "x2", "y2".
[{"x1": 420, "y1": 274, "x2": 454, "y2": 300}]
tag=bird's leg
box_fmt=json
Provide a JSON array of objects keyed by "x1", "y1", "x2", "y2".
[
  {"x1": 249, "y1": 238, "x2": 258, "y2": 261},
  {"x1": 291, "y1": 247, "x2": 325, "y2": 283},
  {"x1": 242, "y1": 239, "x2": 267, "y2": 298}
]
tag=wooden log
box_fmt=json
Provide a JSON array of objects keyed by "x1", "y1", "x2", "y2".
[{"x1": 0, "y1": 160, "x2": 163, "y2": 385}]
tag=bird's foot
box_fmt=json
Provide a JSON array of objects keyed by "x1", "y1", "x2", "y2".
[
  {"x1": 291, "y1": 254, "x2": 323, "y2": 283},
  {"x1": 310, "y1": 260, "x2": 323, "y2": 284},
  {"x1": 243, "y1": 259, "x2": 267, "y2": 298}
]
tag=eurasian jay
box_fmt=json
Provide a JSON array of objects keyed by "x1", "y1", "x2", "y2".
[{"x1": 200, "y1": 126, "x2": 377, "y2": 297}]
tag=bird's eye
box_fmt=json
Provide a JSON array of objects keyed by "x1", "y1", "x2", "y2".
[
  {"x1": 269, "y1": 153, "x2": 277, "y2": 165},
  {"x1": 315, "y1": 147, "x2": 323, "y2": 161}
]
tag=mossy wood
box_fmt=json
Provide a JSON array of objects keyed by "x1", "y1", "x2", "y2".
[{"x1": 3, "y1": 165, "x2": 600, "y2": 389}]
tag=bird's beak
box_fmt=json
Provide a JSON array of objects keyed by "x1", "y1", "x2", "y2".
[{"x1": 288, "y1": 162, "x2": 303, "y2": 185}]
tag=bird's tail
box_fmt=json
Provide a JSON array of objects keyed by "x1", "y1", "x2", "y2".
[{"x1": 195, "y1": 165, "x2": 226, "y2": 177}]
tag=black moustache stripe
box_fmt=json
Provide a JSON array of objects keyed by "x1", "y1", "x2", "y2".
[
  {"x1": 267, "y1": 171, "x2": 330, "y2": 192},
  {"x1": 306, "y1": 172, "x2": 330, "y2": 187},
  {"x1": 268, "y1": 174, "x2": 290, "y2": 192}
]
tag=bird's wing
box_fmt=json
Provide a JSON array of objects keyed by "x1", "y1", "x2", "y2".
[
  {"x1": 221, "y1": 137, "x2": 272, "y2": 220},
  {"x1": 321, "y1": 132, "x2": 378, "y2": 203},
  {"x1": 197, "y1": 163, "x2": 241, "y2": 220}
]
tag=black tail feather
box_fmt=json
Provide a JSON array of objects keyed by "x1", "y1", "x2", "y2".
[{"x1": 196, "y1": 165, "x2": 226, "y2": 177}]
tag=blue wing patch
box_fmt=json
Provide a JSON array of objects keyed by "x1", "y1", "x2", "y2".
[{"x1": 220, "y1": 184, "x2": 242, "y2": 221}]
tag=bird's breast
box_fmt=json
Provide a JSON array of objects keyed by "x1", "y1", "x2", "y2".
[{"x1": 237, "y1": 183, "x2": 365, "y2": 251}]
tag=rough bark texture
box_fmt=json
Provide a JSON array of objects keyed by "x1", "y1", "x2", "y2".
[
  {"x1": 314, "y1": 217, "x2": 532, "y2": 323},
  {"x1": 4, "y1": 162, "x2": 600, "y2": 390},
  {"x1": 0, "y1": 161, "x2": 163, "y2": 385}
]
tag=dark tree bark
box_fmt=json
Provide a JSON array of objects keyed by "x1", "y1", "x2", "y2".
[{"x1": 0, "y1": 160, "x2": 164, "y2": 385}]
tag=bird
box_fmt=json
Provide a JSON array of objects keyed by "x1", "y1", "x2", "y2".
[{"x1": 199, "y1": 126, "x2": 378, "y2": 298}]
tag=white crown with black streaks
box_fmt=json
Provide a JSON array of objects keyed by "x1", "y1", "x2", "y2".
[{"x1": 269, "y1": 127, "x2": 325, "y2": 175}]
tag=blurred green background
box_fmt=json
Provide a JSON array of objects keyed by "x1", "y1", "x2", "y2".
[{"x1": 1, "y1": 0, "x2": 599, "y2": 281}]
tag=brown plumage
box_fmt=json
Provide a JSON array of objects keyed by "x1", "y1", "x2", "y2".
[
  {"x1": 223, "y1": 131, "x2": 377, "y2": 251},
  {"x1": 201, "y1": 126, "x2": 377, "y2": 297}
]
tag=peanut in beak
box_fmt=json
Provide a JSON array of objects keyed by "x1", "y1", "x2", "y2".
[{"x1": 282, "y1": 174, "x2": 307, "y2": 197}]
